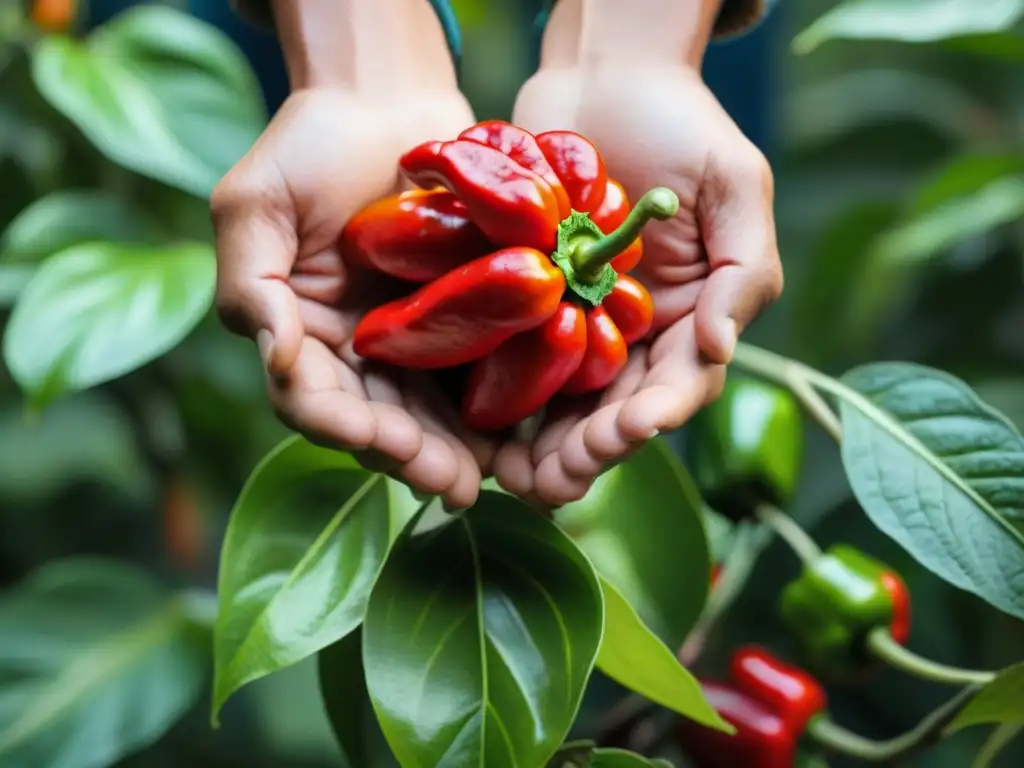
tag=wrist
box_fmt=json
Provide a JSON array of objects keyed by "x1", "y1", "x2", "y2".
[
  {"x1": 541, "y1": 0, "x2": 723, "y2": 71},
  {"x1": 272, "y1": 0, "x2": 458, "y2": 93}
]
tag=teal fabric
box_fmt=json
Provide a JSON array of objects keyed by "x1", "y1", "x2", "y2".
[{"x1": 428, "y1": 0, "x2": 462, "y2": 70}]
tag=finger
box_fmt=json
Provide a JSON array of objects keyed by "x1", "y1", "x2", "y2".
[
  {"x1": 367, "y1": 402, "x2": 423, "y2": 464},
  {"x1": 530, "y1": 397, "x2": 593, "y2": 466},
  {"x1": 268, "y1": 339, "x2": 377, "y2": 449},
  {"x1": 534, "y1": 452, "x2": 593, "y2": 507},
  {"x1": 492, "y1": 441, "x2": 536, "y2": 498},
  {"x1": 212, "y1": 177, "x2": 304, "y2": 375},
  {"x1": 403, "y1": 383, "x2": 480, "y2": 510},
  {"x1": 695, "y1": 150, "x2": 783, "y2": 364}
]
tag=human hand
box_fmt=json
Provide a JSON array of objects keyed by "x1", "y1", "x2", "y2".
[
  {"x1": 496, "y1": 64, "x2": 783, "y2": 506},
  {"x1": 212, "y1": 85, "x2": 495, "y2": 508}
]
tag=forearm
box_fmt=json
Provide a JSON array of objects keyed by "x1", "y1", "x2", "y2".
[
  {"x1": 541, "y1": 0, "x2": 772, "y2": 69},
  {"x1": 268, "y1": 0, "x2": 458, "y2": 92}
]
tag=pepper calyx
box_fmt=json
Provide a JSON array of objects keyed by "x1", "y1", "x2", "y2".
[{"x1": 552, "y1": 210, "x2": 618, "y2": 306}]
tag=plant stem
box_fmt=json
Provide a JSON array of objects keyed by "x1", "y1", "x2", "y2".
[
  {"x1": 755, "y1": 503, "x2": 822, "y2": 564},
  {"x1": 572, "y1": 187, "x2": 679, "y2": 282},
  {"x1": 806, "y1": 684, "x2": 982, "y2": 764},
  {"x1": 866, "y1": 627, "x2": 995, "y2": 686},
  {"x1": 731, "y1": 342, "x2": 844, "y2": 442}
]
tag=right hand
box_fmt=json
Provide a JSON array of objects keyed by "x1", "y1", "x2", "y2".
[{"x1": 212, "y1": 86, "x2": 494, "y2": 508}]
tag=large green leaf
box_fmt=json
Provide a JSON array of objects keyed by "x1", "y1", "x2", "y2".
[
  {"x1": 2, "y1": 241, "x2": 215, "y2": 407},
  {"x1": 363, "y1": 491, "x2": 604, "y2": 768},
  {"x1": 910, "y1": 155, "x2": 1024, "y2": 213},
  {"x1": 0, "y1": 559, "x2": 206, "y2": 767},
  {"x1": 1, "y1": 190, "x2": 163, "y2": 263},
  {"x1": 32, "y1": 6, "x2": 265, "y2": 197},
  {"x1": 212, "y1": 437, "x2": 392, "y2": 721},
  {"x1": 596, "y1": 578, "x2": 730, "y2": 732},
  {"x1": 836, "y1": 363, "x2": 1024, "y2": 620},
  {"x1": 794, "y1": 0, "x2": 1024, "y2": 54},
  {"x1": 948, "y1": 663, "x2": 1024, "y2": 731},
  {"x1": 589, "y1": 750, "x2": 673, "y2": 768},
  {"x1": 318, "y1": 628, "x2": 376, "y2": 768},
  {"x1": 557, "y1": 439, "x2": 710, "y2": 647}
]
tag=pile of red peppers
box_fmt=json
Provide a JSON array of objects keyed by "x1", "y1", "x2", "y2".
[{"x1": 341, "y1": 120, "x2": 676, "y2": 431}]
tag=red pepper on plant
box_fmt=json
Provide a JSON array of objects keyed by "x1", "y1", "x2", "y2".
[
  {"x1": 349, "y1": 121, "x2": 677, "y2": 430},
  {"x1": 679, "y1": 646, "x2": 827, "y2": 768}
]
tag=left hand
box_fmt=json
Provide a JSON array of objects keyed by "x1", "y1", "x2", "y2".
[{"x1": 494, "y1": 63, "x2": 783, "y2": 506}]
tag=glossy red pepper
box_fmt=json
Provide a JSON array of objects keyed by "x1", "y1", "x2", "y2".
[
  {"x1": 679, "y1": 647, "x2": 827, "y2": 768},
  {"x1": 351, "y1": 122, "x2": 678, "y2": 429},
  {"x1": 339, "y1": 189, "x2": 491, "y2": 282},
  {"x1": 352, "y1": 248, "x2": 565, "y2": 369},
  {"x1": 400, "y1": 139, "x2": 561, "y2": 252},
  {"x1": 462, "y1": 302, "x2": 586, "y2": 430}
]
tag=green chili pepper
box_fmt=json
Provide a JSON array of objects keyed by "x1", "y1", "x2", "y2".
[
  {"x1": 779, "y1": 545, "x2": 912, "y2": 681},
  {"x1": 689, "y1": 377, "x2": 803, "y2": 521}
]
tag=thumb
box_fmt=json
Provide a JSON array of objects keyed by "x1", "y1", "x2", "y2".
[
  {"x1": 694, "y1": 150, "x2": 783, "y2": 365},
  {"x1": 212, "y1": 177, "x2": 304, "y2": 375}
]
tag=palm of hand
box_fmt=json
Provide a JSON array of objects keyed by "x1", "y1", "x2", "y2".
[
  {"x1": 495, "y1": 66, "x2": 782, "y2": 506},
  {"x1": 213, "y1": 87, "x2": 493, "y2": 508}
]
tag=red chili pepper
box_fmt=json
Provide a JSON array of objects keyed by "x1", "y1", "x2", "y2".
[
  {"x1": 590, "y1": 180, "x2": 644, "y2": 274},
  {"x1": 880, "y1": 570, "x2": 912, "y2": 645},
  {"x1": 352, "y1": 123, "x2": 679, "y2": 429},
  {"x1": 560, "y1": 306, "x2": 628, "y2": 396},
  {"x1": 460, "y1": 121, "x2": 572, "y2": 218},
  {"x1": 400, "y1": 139, "x2": 561, "y2": 252},
  {"x1": 352, "y1": 248, "x2": 566, "y2": 369},
  {"x1": 679, "y1": 646, "x2": 827, "y2": 768},
  {"x1": 463, "y1": 302, "x2": 587, "y2": 430},
  {"x1": 535, "y1": 130, "x2": 609, "y2": 215},
  {"x1": 339, "y1": 189, "x2": 491, "y2": 282},
  {"x1": 602, "y1": 275, "x2": 655, "y2": 345}
]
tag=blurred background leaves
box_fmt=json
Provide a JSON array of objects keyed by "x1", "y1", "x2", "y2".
[{"x1": 0, "y1": 0, "x2": 1021, "y2": 766}]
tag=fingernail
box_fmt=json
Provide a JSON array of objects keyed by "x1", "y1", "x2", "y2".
[{"x1": 256, "y1": 329, "x2": 274, "y2": 371}]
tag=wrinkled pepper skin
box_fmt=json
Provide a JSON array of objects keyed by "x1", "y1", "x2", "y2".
[
  {"x1": 590, "y1": 180, "x2": 644, "y2": 274},
  {"x1": 339, "y1": 189, "x2": 491, "y2": 282},
  {"x1": 680, "y1": 647, "x2": 826, "y2": 768},
  {"x1": 561, "y1": 307, "x2": 628, "y2": 395},
  {"x1": 460, "y1": 121, "x2": 572, "y2": 218},
  {"x1": 400, "y1": 139, "x2": 561, "y2": 252},
  {"x1": 352, "y1": 248, "x2": 565, "y2": 369},
  {"x1": 535, "y1": 130, "x2": 609, "y2": 215},
  {"x1": 463, "y1": 302, "x2": 587, "y2": 430},
  {"x1": 689, "y1": 377, "x2": 804, "y2": 521},
  {"x1": 779, "y1": 545, "x2": 912, "y2": 681}
]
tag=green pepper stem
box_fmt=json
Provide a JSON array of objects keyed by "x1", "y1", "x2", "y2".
[
  {"x1": 571, "y1": 187, "x2": 679, "y2": 283},
  {"x1": 805, "y1": 684, "x2": 982, "y2": 763},
  {"x1": 755, "y1": 503, "x2": 822, "y2": 564},
  {"x1": 866, "y1": 627, "x2": 995, "y2": 686}
]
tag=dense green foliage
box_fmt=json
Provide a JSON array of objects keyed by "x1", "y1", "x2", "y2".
[{"x1": 0, "y1": 1, "x2": 1022, "y2": 766}]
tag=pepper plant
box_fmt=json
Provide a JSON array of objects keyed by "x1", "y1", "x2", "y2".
[{"x1": 1, "y1": 1, "x2": 1024, "y2": 768}]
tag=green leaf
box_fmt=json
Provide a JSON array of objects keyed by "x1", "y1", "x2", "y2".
[
  {"x1": 972, "y1": 723, "x2": 1022, "y2": 768},
  {"x1": 910, "y1": 155, "x2": 1024, "y2": 214},
  {"x1": 32, "y1": 6, "x2": 265, "y2": 197},
  {"x1": 874, "y1": 176, "x2": 1024, "y2": 267},
  {"x1": 2, "y1": 241, "x2": 215, "y2": 407},
  {"x1": 596, "y1": 578, "x2": 731, "y2": 732},
  {"x1": 318, "y1": 628, "x2": 377, "y2": 768},
  {"x1": 836, "y1": 363, "x2": 1024, "y2": 620},
  {"x1": 949, "y1": 663, "x2": 1024, "y2": 731},
  {"x1": 0, "y1": 263, "x2": 34, "y2": 308},
  {"x1": 212, "y1": 437, "x2": 392, "y2": 721},
  {"x1": 0, "y1": 558, "x2": 206, "y2": 767},
  {"x1": 1, "y1": 190, "x2": 163, "y2": 263},
  {"x1": 363, "y1": 491, "x2": 604, "y2": 768},
  {"x1": 794, "y1": 0, "x2": 1024, "y2": 54},
  {"x1": 557, "y1": 439, "x2": 711, "y2": 647},
  {"x1": 788, "y1": 70, "x2": 988, "y2": 149}
]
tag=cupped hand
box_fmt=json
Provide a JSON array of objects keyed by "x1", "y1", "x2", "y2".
[
  {"x1": 212, "y1": 86, "x2": 494, "y2": 508},
  {"x1": 496, "y1": 64, "x2": 784, "y2": 506}
]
